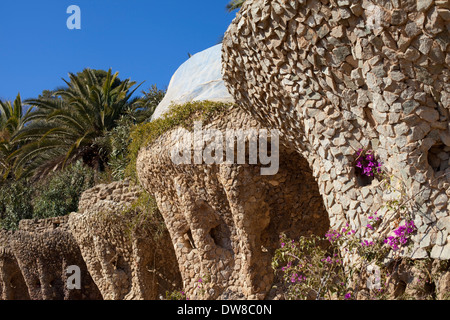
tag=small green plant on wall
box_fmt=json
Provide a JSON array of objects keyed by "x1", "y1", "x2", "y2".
[{"x1": 125, "y1": 101, "x2": 232, "y2": 180}]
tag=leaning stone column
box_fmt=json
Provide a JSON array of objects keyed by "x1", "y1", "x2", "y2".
[
  {"x1": 136, "y1": 106, "x2": 330, "y2": 299},
  {"x1": 69, "y1": 181, "x2": 182, "y2": 300}
]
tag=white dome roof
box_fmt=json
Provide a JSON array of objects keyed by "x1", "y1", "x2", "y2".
[{"x1": 152, "y1": 44, "x2": 235, "y2": 120}]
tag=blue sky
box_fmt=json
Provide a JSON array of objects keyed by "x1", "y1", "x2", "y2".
[{"x1": 0, "y1": 1, "x2": 237, "y2": 101}]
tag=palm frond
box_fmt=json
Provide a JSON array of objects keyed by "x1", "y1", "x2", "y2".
[
  {"x1": 226, "y1": 0, "x2": 246, "y2": 12},
  {"x1": 11, "y1": 68, "x2": 143, "y2": 178}
]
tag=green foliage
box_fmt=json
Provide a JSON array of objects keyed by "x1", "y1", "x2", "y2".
[
  {"x1": 271, "y1": 201, "x2": 436, "y2": 300},
  {"x1": 32, "y1": 161, "x2": 96, "y2": 220},
  {"x1": 0, "y1": 69, "x2": 168, "y2": 230},
  {"x1": 125, "y1": 100, "x2": 232, "y2": 180},
  {"x1": 120, "y1": 190, "x2": 166, "y2": 241},
  {"x1": 0, "y1": 161, "x2": 96, "y2": 230},
  {"x1": 0, "y1": 93, "x2": 33, "y2": 181},
  {"x1": 101, "y1": 85, "x2": 165, "y2": 181},
  {"x1": 101, "y1": 115, "x2": 135, "y2": 181},
  {"x1": 13, "y1": 68, "x2": 143, "y2": 179},
  {"x1": 226, "y1": 0, "x2": 246, "y2": 12},
  {"x1": 0, "y1": 179, "x2": 33, "y2": 230}
]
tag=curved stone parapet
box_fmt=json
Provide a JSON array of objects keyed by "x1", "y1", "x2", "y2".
[
  {"x1": 222, "y1": 0, "x2": 450, "y2": 259},
  {"x1": 136, "y1": 106, "x2": 330, "y2": 299}
]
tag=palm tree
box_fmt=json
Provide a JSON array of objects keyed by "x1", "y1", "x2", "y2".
[
  {"x1": 226, "y1": 0, "x2": 246, "y2": 12},
  {"x1": 0, "y1": 93, "x2": 32, "y2": 180},
  {"x1": 132, "y1": 84, "x2": 166, "y2": 123},
  {"x1": 11, "y1": 68, "x2": 143, "y2": 178}
]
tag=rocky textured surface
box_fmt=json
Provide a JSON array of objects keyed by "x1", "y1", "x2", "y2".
[
  {"x1": 0, "y1": 230, "x2": 30, "y2": 300},
  {"x1": 137, "y1": 106, "x2": 330, "y2": 299},
  {"x1": 0, "y1": 181, "x2": 182, "y2": 300},
  {"x1": 69, "y1": 180, "x2": 182, "y2": 300},
  {"x1": 222, "y1": 0, "x2": 450, "y2": 260},
  {"x1": 1, "y1": 0, "x2": 450, "y2": 301},
  {"x1": 0, "y1": 216, "x2": 101, "y2": 300}
]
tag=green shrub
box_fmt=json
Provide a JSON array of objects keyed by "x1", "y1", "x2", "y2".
[
  {"x1": 134, "y1": 84, "x2": 166, "y2": 123},
  {"x1": 121, "y1": 190, "x2": 166, "y2": 241},
  {"x1": 32, "y1": 161, "x2": 96, "y2": 220},
  {"x1": 125, "y1": 100, "x2": 232, "y2": 180},
  {"x1": 0, "y1": 179, "x2": 34, "y2": 230},
  {"x1": 99, "y1": 115, "x2": 135, "y2": 181}
]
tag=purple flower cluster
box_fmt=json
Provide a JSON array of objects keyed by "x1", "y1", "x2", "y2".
[
  {"x1": 281, "y1": 262, "x2": 292, "y2": 272},
  {"x1": 325, "y1": 224, "x2": 356, "y2": 244},
  {"x1": 384, "y1": 220, "x2": 416, "y2": 251},
  {"x1": 365, "y1": 212, "x2": 382, "y2": 231},
  {"x1": 355, "y1": 149, "x2": 382, "y2": 177},
  {"x1": 290, "y1": 273, "x2": 306, "y2": 283},
  {"x1": 321, "y1": 254, "x2": 342, "y2": 264},
  {"x1": 325, "y1": 229, "x2": 342, "y2": 243},
  {"x1": 361, "y1": 239, "x2": 374, "y2": 247}
]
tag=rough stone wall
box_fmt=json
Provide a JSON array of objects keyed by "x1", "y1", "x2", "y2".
[
  {"x1": 1, "y1": 181, "x2": 182, "y2": 300},
  {"x1": 222, "y1": 0, "x2": 450, "y2": 259},
  {"x1": 0, "y1": 230, "x2": 29, "y2": 300},
  {"x1": 1, "y1": 0, "x2": 449, "y2": 300},
  {"x1": 68, "y1": 180, "x2": 182, "y2": 300},
  {"x1": 136, "y1": 107, "x2": 330, "y2": 299},
  {"x1": 0, "y1": 216, "x2": 101, "y2": 300}
]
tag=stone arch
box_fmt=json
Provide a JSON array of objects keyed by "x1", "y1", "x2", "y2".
[
  {"x1": 136, "y1": 106, "x2": 330, "y2": 299},
  {"x1": 0, "y1": 254, "x2": 30, "y2": 300}
]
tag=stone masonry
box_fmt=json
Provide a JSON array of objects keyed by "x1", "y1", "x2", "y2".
[
  {"x1": 1, "y1": 0, "x2": 449, "y2": 301},
  {"x1": 0, "y1": 181, "x2": 182, "y2": 300},
  {"x1": 0, "y1": 216, "x2": 101, "y2": 300},
  {"x1": 136, "y1": 106, "x2": 330, "y2": 299},
  {"x1": 68, "y1": 180, "x2": 182, "y2": 300},
  {"x1": 222, "y1": 0, "x2": 450, "y2": 259}
]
